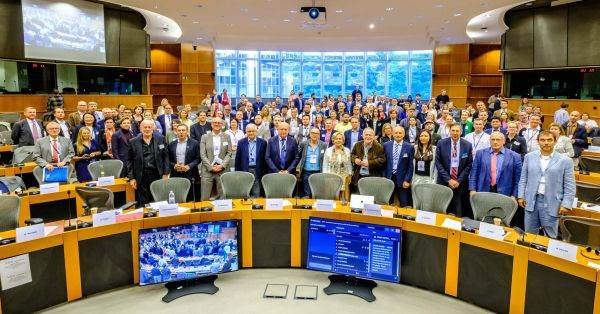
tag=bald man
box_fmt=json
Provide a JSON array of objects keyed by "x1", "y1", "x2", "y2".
[
  {"x1": 33, "y1": 121, "x2": 74, "y2": 172},
  {"x1": 265, "y1": 122, "x2": 299, "y2": 174},
  {"x1": 562, "y1": 110, "x2": 588, "y2": 159},
  {"x1": 235, "y1": 124, "x2": 267, "y2": 197}
]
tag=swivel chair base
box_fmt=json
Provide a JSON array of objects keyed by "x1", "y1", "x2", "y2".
[
  {"x1": 323, "y1": 274, "x2": 377, "y2": 302},
  {"x1": 162, "y1": 275, "x2": 219, "y2": 303}
]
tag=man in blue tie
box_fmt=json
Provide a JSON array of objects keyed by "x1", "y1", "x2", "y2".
[
  {"x1": 383, "y1": 126, "x2": 414, "y2": 207},
  {"x1": 266, "y1": 122, "x2": 299, "y2": 174},
  {"x1": 235, "y1": 124, "x2": 267, "y2": 197}
]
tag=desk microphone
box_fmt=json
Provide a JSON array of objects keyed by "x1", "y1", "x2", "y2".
[
  {"x1": 513, "y1": 226, "x2": 529, "y2": 246},
  {"x1": 64, "y1": 190, "x2": 76, "y2": 231},
  {"x1": 191, "y1": 177, "x2": 198, "y2": 212}
]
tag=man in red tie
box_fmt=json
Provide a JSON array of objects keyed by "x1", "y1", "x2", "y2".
[{"x1": 33, "y1": 122, "x2": 75, "y2": 172}]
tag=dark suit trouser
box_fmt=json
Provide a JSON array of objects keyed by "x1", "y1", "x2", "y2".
[
  {"x1": 390, "y1": 174, "x2": 411, "y2": 207},
  {"x1": 448, "y1": 185, "x2": 472, "y2": 218},
  {"x1": 137, "y1": 168, "x2": 161, "y2": 205},
  {"x1": 301, "y1": 170, "x2": 320, "y2": 198},
  {"x1": 248, "y1": 167, "x2": 261, "y2": 198}
]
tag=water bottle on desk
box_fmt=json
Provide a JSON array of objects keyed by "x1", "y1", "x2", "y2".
[
  {"x1": 168, "y1": 190, "x2": 176, "y2": 204},
  {"x1": 99, "y1": 164, "x2": 105, "y2": 177}
]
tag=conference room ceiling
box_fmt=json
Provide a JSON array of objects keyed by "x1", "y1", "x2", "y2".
[{"x1": 111, "y1": 0, "x2": 524, "y2": 50}]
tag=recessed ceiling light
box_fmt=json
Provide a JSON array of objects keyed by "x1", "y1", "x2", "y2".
[
  {"x1": 408, "y1": 23, "x2": 414, "y2": 27},
  {"x1": 435, "y1": 4, "x2": 443, "y2": 8},
  {"x1": 369, "y1": 23, "x2": 375, "y2": 29},
  {"x1": 252, "y1": 17, "x2": 259, "y2": 21},
  {"x1": 386, "y1": 7, "x2": 394, "y2": 11},
  {"x1": 283, "y1": 19, "x2": 291, "y2": 22},
  {"x1": 335, "y1": 10, "x2": 343, "y2": 13},
  {"x1": 196, "y1": 37, "x2": 203, "y2": 40},
  {"x1": 193, "y1": 21, "x2": 199, "y2": 24},
  {"x1": 290, "y1": 10, "x2": 297, "y2": 13},
  {"x1": 454, "y1": 13, "x2": 461, "y2": 17}
]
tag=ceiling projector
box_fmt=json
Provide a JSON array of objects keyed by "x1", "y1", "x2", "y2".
[{"x1": 300, "y1": 6, "x2": 327, "y2": 20}]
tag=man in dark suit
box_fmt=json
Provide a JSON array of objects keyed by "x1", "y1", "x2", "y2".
[
  {"x1": 235, "y1": 124, "x2": 267, "y2": 197},
  {"x1": 128, "y1": 119, "x2": 170, "y2": 205},
  {"x1": 266, "y1": 122, "x2": 299, "y2": 174},
  {"x1": 344, "y1": 117, "x2": 363, "y2": 151},
  {"x1": 12, "y1": 107, "x2": 45, "y2": 147},
  {"x1": 254, "y1": 95, "x2": 265, "y2": 113},
  {"x1": 293, "y1": 92, "x2": 305, "y2": 112},
  {"x1": 168, "y1": 124, "x2": 200, "y2": 200},
  {"x1": 52, "y1": 107, "x2": 72, "y2": 141},
  {"x1": 469, "y1": 131, "x2": 522, "y2": 198},
  {"x1": 485, "y1": 117, "x2": 507, "y2": 135},
  {"x1": 383, "y1": 126, "x2": 414, "y2": 207},
  {"x1": 320, "y1": 119, "x2": 335, "y2": 147},
  {"x1": 295, "y1": 115, "x2": 312, "y2": 144},
  {"x1": 157, "y1": 104, "x2": 178, "y2": 136},
  {"x1": 562, "y1": 110, "x2": 588, "y2": 158},
  {"x1": 505, "y1": 121, "x2": 527, "y2": 158},
  {"x1": 435, "y1": 124, "x2": 473, "y2": 217},
  {"x1": 190, "y1": 111, "x2": 209, "y2": 141},
  {"x1": 296, "y1": 127, "x2": 327, "y2": 198},
  {"x1": 351, "y1": 85, "x2": 362, "y2": 102},
  {"x1": 111, "y1": 117, "x2": 135, "y2": 177}
]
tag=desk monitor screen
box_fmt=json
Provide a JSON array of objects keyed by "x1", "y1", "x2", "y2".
[
  {"x1": 138, "y1": 220, "x2": 239, "y2": 286},
  {"x1": 306, "y1": 217, "x2": 401, "y2": 283}
]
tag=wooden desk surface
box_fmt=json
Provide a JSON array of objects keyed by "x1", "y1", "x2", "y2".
[
  {"x1": 0, "y1": 145, "x2": 14, "y2": 153},
  {"x1": 582, "y1": 150, "x2": 600, "y2": 158}
]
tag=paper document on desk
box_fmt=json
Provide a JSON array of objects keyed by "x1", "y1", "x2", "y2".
[
  {"x1": 149, "y1": 201, "x2": 168, "y2": 210},
  {"x1": 43, "y1": 226, "x2": 58, "y2": 236},
  {"x1": 0, "y1": 254, "x2": 32, "y2": 290},
  {"x1": 441, "y1": 218, "x2": 462, "y2": 231}
]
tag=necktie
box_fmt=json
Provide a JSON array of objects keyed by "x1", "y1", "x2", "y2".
[
  {"x1": 31, "y1": 121, "x2": 40, "y2": 141},
  {"x1": 279, "y1": 139, "x2": 286, "y2": 169},
  {"x1": 392, "y1": 143, "x2": 400, "y2": 174},
  {"x1": 52, "y1": 140, "x2": 59, "y2": 163},
  {"x1": 490, "y1": 152, "x2": 498, "y2": 186},
  {"x1": 450, "y1": 141, "x2": 458, "y2": 180}
]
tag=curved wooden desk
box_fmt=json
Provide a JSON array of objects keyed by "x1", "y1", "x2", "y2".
[{"x1": 0, "y1": 199, "x2": 599, "y2": 314}]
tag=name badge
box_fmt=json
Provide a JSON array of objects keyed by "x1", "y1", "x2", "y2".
[
  {"x1": 309, "y1": 154, "x2": 317, "y2": 164},
  {"x1": 39, "y1": 183, "x2": 59, "y2": 194},
  {"x1": 461, "y1": 153, "x2": 468, "y2": 159},
  {"x1": 402, "y1": 153, "x2": 408, "y2": 158},
  {"x1": 314, "y1": 199, "x2": 334, "y2": 211},
  {"x1": 212, "y1": 199, "x2": 233, "y2": 211},
  {"x1": 159, "y1": 144, "x2": 164, "y2": 149},
  {"x1": 97, "y1": 176, "x2": 115, "y2": 186},
  {"x1": 478, "y1": 222, "x2": 505, "y2": 241},
  {"x1": 417, "y1": 161, "x2": 425, "y2": 172},
  {"x1": 223, "y1": 142, "x2": 228, "y2": 146},
  {"x1": 416, "y1": 210, "x2": 437, "y2": 225},
  {"x1": 451, "y1": 158, "x2": 459, "y2": 168},
  {"x1": 213, "y1": 157, "x2": 223, "y2": 165},
  {"x1": 159, "y1": 203, "x2": 179, "y2": 217},
  {"x1": 266, "y1": 199, "x2": 284, "y2": 210},
  {"x1": 363, "y1": 203, "x2": 382, "y2": 216},
  {"x1": 547, "y1": 239, "x2": 578, "y2": 262},
  {"x1": 92, "y1": 210, "x2": 117, "y2": 227},
  {"x1": 514, "y1": 142, "x2": 520, "y2": 146},
  {"x1": 16, "y1": 224, "x2": 45, "y2": 243}
]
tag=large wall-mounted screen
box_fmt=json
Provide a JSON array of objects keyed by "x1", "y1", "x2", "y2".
[{"x1": 22, "y1": 0, "x2": 106, "y2": 64}]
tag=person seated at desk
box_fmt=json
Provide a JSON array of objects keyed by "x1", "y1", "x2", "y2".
[
  {"x1": 12, "y1": 107, "x2": 45, "y2": 147},
  {"x1": 33, "y1": 121, "x2": 75, "y2": 174},
  {"x1": 72, "y1": 127, "x2": 101, "y2": 182}
]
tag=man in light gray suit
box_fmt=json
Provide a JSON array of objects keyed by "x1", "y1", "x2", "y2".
[
  {"x1": 33, "y1": 121, "x2": 75, "y2": 171},
  {"x1": 199, "y1": 117, "x2": 232, "y2": 200},
  {"x1": 518, "y1": 130, "x2": 575, "y2": 238},
  {"x1": 295, "y1": 127, "x2": 327, "y2": 198}
]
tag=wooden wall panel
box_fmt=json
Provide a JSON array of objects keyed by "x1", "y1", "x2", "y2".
[
  {"x1": 180, "y1": 43, "x2": 214, "y2": 106},
  {"x1": 506, "y1": 98, "x2": 600, "y2": 128},
  {"x1": 468, "y1": 44, "x2": 502, "y2": 104},
  {"x1": 432, "y1": 44, "x2": 470, "y2": 107}
]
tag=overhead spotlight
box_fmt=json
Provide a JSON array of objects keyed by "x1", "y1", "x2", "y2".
[
  {"x1": 309, "y1": 7, "x2": 319, "y2": 19},
  {"x1": 301, "y1": 6, "x2": 327, "y2": 20},
  {"x1": 369, "y1": 23, "x2": 375, "y2": 29}
]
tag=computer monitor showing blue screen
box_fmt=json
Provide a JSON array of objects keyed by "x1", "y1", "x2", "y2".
[
  {"x1": 138, "y1": 220, "x2": 239, "y2": 286},
  {"x1": 306, "y1": 217, "x2": 401, "y2": 283}
]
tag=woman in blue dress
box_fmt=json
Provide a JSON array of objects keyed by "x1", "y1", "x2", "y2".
[{"x1": 73, "y1": 127, "x2": 101, "y2": 182}]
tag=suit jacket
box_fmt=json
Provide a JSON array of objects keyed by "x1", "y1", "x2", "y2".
[
  {"x1": 157, "y1": 114, "x2": 179, "y2": 136},
  {"x1": 435, "y1": 137, "x2": 473, "y2": 187},
  {"x1": 296, "y1": 140, "x2": 327, "y2": 174},
  {"x1": 199, "y1": 132, "x2": 233, "y2": 175},
  {"x1": 11, "y1": 119, "x2": 45, "y2": 147},
  {"x1": 505, "y1": 135, "x2": 527, "y2": 158},
  {"x1": 485, "y1": 127, "x2": 507, "y2": 135},
  {"x1": 350, "y1": 140, "x2": 386, "y2": 184},
  {"x1": 235, "y1": 137, "x2": 267, "y2": 179},
  {"x1": 469, "y1": 148, "x2": 522, "y2": 197},
  {"x1": 190, "y1": 122, "x2": 209, "y2": 142},
  {"x1": 319, "y1": 130, "x2": 335, "y2": 147},
  {"x1": 53, "y1": 119, "x2": 72, "y2": 139},
  {"x1": 168, "y1": 138, "x2": 200, "y2": 180},
  {"x1": 127, "y1": 134, "x2": 170, "y2": 181},
  {"x1": 518, "y1": 151, "x2": 575, "y2": 215},
  {"x1": 33, "y1": 136, "x2": 75, "y2": 167},
  {"x1": 295, "y1": 124, "x2": 312, "y2": 144},
  {"x1": 344, "y1": 129, "x2": 363, "y2": 150},
  {"x1": 111, "y1": 129, "x2": 134, "y2": 166},
  {"x1": 293, "y1": 98, "x2": 304, "y2": 112},
  {"x1": 383, "y1": 140, "x2": 414, "y2": 185},
  {"x1": 561, "y1": 122, "x2": 588, "y2": 157},
  {"x1": 404, "y1": 126, "x2": 421, "y2": 144},
  {"x1": 265, "y1": 135, "x2": 299, "y2": 174}
]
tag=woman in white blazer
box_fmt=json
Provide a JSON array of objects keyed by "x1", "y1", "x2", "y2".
[{"x1": 323, "y1": 132, "x2": 353, "y2": 201}]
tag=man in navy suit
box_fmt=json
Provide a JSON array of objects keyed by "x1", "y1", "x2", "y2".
[
  {"x1": 435, "y1": 124, "x2": 473, "y2": 217},
  {"x1": 293, "y1": 92, "x2": 305, "y2": 112},
  {"x1": 254, "y1": 95, "x2": 265, "y2": 113},
  {"x1": 168, "y1": 124, "x2": 200, "y2": 200},
  {"x1": 157, "y1": 104, "x2": 178, "y2": 136},
  {"x1": 320, "y1": 119, "x2": 335, "y2": 147},
  {"x1": 383, "y1": 126, "x2": 415, "y2": 207},
  {"x1": 235, "y1": 124, "x2": 267, "y2": 197},
  {"x1": 11, "y1": 107, "x2": 45, "y2": 147},
  {"x1": 469, "y1": 132, "x2": 522, "y2": 199},
  {"x1": 485, "y1": 117, "x2": 507, "y2": 135},
  {"x1": 265, "y1": 122, "x2": 299, "y2": 174},
  {"x1": 344, "y1": 117, "x2": 363, "y2": 151}
]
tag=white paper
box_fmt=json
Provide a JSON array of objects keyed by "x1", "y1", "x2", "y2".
[
  {"x1": 43, "y1": 226, "x2": 58, "y2": 236},
  {"x1": 97, "y1": 176, "x2": 115, "y2": 186},
  {"x1": 416, "y1": 210, "x2": 437, "y2": 226},
  {"x1": 363, "y1": 203, "x2": 382, "y2": 216},
  {"x1": 547, "y1": 239, "x2": 578, "y2": 262},
  {"x1": 159, "y1": 203, "x2": 179, "y2": 217},
  {"x1": 149, "y1": 201, "x2": 168, "y2": 210},
  {"x1": 266, "y1": 199, "x2": 284, "y2": 210},
  {"x1": 314, "y1": 199, "x2": 335, "y2": 211},
  {"x1": 587, "y1": 261, "x2": 600, "y2": 270},
  {"x1": 441, "y1": 218, "x2": 462, "y2": 231},
  {"x1": 381, "y1": 209, "x2": 395, "y2": 218},
  {"x1": 177, "y1": 207, "x2": 189, "y2": 214},
  {"x1": 349, "y1": 194, "x2": 375, "y2": 210},
  {"x1": 0, "y1": 254, "x2": 32, "y2": 290},
  {"x1": 92, "y1": 210, "x2": 117, "y2": 227},
  {"x1": 572, "y1": 197, "x2": 578, "y2": 208},
  {"x1": 478, "y1": 222, "x2": 505, "y2": 241},
  {"x1": 39, "y1": 182, "x2": 59, "y2": 194},
  {"x1": 16, "y1": 224, "x2": 45, "y2": 243},
  {"x1": 281, "y1": 200, "x2": 293, "y2": 207},
  {"x1": 212, "y1": 199, "x2": 233, "y2": 211}
]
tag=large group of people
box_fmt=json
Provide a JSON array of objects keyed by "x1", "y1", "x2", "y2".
[{"x1": 8, "y1": 88, "x2": 599, "y2": 238}]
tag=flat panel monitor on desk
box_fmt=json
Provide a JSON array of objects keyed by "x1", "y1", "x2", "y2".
[
  {"x1": 306, "y1": 217, "x2": 401, "y2": 301},
  {"x1": 138, "y1": 220, "x2": 239, "y2": 302}
]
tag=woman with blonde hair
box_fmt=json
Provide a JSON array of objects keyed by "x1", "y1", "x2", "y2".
[
  {"x1": 323, "y1": 132, "x2": 353, "y2": 201},
  {"x1": 379, "y1": 123, "x2": 393, "y2": 144},
  {"x1": 178, "y1": 109, "x2": 194, "y2": 128},
  {"x1": 73, "y1": 127, "x2": 101, "y2": 182}
]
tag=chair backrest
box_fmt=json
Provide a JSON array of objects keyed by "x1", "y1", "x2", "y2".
[
  {"x1": 592, "y1": 137, "x2": 600, "y2": 146},
  {"x1": 576, "y1": 182, "x2": 600, "y2": 204},
  {"x1": 581, "y1": 157, "x2": 600, "y2": 173},
  {"x1": 261, "y1": 173, "x2": 296, "y2": 198},
  {"x1": 0, "y1": 112, "x2": 21, "y2": 124},
  {"x1": 74, "y1": 186, "x2": 114, "y2": 213},
  {"x1": 88, "y1": 160, "x2": 124, "y2": 180},
  {"x1": 150, "y1": 177, "x2": 191, "y2": 203},
  {"x1": 309, "y1": 173, "x2": 343, "y2": 200},
  {"x1": 470, "y1": 192, "x2": 518, "y2": 226},
  {"x1": 560, "y1": 216, "x2": 600, "y2": 248},
  {"x1": 12, "y1": 146, "x2": 37, "y2": 163},
  {"x1": 0, "y1": 123, "x2": 11, "y2": 133},
  {"x1": 357, "y1": 177, "x2": 395, "y2": 205},
  {"x1": 221, "y1": 171, "x2": 255, "y2": 199},
  {"x1": 413, "y1": 184, "x2": 453, "y2": 214},
  {"x1": 33, "y1": 164, "x2": 75, "y2": 186},
  {"x1": 0, "y1": 195, "x2": 20, "y2": 232}
]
